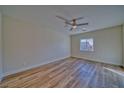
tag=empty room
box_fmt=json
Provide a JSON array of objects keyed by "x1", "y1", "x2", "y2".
[{"x1": 0, "y1": 5, "x2": 124, "y2": 88}]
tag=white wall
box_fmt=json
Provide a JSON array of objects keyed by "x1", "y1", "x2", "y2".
[
  {"x1": 71, "y1": 26, "x2": 123, "y2": 65},
  {"x1": 3, "y1": 15, "x2": 70, "y2": 76},
  {"x1": 0, "y1": 12, "x2": 3, "y2": 81}
]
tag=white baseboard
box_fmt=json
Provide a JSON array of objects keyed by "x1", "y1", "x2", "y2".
[
  {"x1": 104, "y1": 67, "x2": 124, "y2": 77},
  {"x1": 3, "y1": 56, "x2": 70, "y2": 77},
  {"x1": 72, "y1": 56, "x2": 121, "y2": 66}
]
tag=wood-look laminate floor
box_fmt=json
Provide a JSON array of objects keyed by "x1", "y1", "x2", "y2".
[{"x1": 0, "y1": 57, "x2": 124, "y2": 88}]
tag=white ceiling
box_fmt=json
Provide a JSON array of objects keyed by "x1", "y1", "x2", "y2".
[{"x1": 0, "y1": 5, "x2": 124, "y2": 35}]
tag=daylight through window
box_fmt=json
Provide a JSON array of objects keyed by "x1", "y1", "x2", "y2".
[{"x1": 80, "y1": 38, "x2": 94, "y2": 51}]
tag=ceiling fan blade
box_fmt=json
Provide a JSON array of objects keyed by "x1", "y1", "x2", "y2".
[
  {"x1": 70, "y1": 28, "x2": 73, "y2": 31},
  {"x1": 65, "y1": 21, "x2": 72, "y2": 26},
  {"x1": 56, "y1": 16, "x2": 68, "y2": 22},
  {"x1": 64, "y1": 23, "x2": 68, "y2": 27},
  {"x1": 77, "y1": 23, "x2": 88, "y2": 26},
  {"x1": 68, "y1": 17, "x2": 84, "y2": 22}
]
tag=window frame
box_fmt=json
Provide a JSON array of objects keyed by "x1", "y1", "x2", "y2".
[{"x1": 80, "y1": 38, "x2": 94, "y2": 52}]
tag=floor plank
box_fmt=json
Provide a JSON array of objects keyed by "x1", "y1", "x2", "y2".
[{"x1": 0, "y1": 57, "x2": 124, "y2": 88}]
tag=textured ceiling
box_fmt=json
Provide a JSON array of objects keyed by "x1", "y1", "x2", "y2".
[{"x1": 0, "y1": 5, "x2": 124, "y2": 35}]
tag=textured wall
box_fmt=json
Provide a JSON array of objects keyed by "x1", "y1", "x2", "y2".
[
  {"x1": 71, "y1": 26, "x2": 122, "y2": 65},
  {"x1": 3, "y1": 15, "x2": 70, "y2": 76}
]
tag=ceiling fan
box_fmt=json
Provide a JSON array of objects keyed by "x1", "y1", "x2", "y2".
[{"x1": 56, "y1": 15, "x2": 88, "y2": 31}]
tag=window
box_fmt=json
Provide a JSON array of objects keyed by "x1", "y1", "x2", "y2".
[{"x1": 80, "y1": 38, "x2": 94, "y2": 51}]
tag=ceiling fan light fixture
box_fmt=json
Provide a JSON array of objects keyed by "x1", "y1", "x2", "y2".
[{"x1": 73, "y1": 25, "x2": 77, "y2": 29}]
